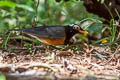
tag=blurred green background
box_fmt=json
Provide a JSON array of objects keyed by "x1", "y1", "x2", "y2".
[{"x1": 0, "y1": 0, "x2": 104, "y2": 34}]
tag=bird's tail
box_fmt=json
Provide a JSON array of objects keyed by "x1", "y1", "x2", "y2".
[{"x1": 5, "y1": 28, "x2": 22, "y2": 35}]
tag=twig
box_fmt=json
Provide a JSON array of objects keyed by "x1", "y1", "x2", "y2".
[
  {"x1": 103, "y1": 46, "x2": 120, "y2": 65},
  {"x1": 32, "y1": 0, "x2": 39, "y2": 27}
]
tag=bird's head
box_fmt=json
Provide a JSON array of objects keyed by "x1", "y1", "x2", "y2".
[{"x1": 69, "y1": 24, "x2": 88, "y2": 35}]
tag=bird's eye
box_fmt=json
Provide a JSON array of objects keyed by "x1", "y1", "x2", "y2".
[{"x1": 73, "y1": 25, "x2": 80, "y2": 30}]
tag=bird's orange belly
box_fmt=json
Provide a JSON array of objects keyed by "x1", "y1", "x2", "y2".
[{"x1": 38, "y1": 36, "x2": 66, "y2": 45}]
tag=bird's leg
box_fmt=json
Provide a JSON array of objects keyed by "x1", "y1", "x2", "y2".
[{"x1": 49, "y1": 45, "x2": 62, "y2": 50}]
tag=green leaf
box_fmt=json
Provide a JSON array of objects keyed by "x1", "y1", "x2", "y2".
[
  {"x1": 0, "y1": 74, "x2": 6, "y2": 80},
  {"x1": 16, "y1": 4, "x2": 34, "y2": 12},
  {"x1": 87, "y1": 23, "x2": 103, "y2": 33},
  {"x1": 100, "y1": 0, "x2": 105, "y2": 4},
  {"x1": 1, "y1": 32, "x2": 11, "y2": 49},
  {"x1": 0, "y1": 1, "x2": 16, "y2": 7}
]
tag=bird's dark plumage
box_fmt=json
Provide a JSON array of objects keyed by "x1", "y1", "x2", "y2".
[
  {"x1": 21, "y1": 26, "x2": 65, "y2": 40},
  {"x1": 20, "y1": 24, "x2": 88, "y2": 45}
]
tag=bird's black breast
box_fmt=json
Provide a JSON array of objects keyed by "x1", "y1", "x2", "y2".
[{"x1": 21, "y1": 26, "x2": 66, "y2": 40}]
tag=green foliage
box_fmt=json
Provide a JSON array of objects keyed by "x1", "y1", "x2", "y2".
[
  {"x1": 80, "y1": 18, "x2": 103, "y2": 34},
  {"x1": 109, "y1": 19, "x2": 116, "y2": 42},
  {"x1": 0, "y1": 74, "x2": 6, "y2": 80},
  {"x1": 0, "y1": 1, "x2": 16, "y2": 7},
  {"x1": 0, "y1": 32, "x2": 11, "y2": 49},
  {"x1": 0, "y1": 0, "x2": 107, "y2": 47},
  {"x1": 97, "y1": 0, "x2": 105, "y2": 4},
  {"x1": 0, "y1": 0, "x2": 103, "y2": 33},
  {"x1": 0, "y1": 0, "x2": 34, "y2": 33}
]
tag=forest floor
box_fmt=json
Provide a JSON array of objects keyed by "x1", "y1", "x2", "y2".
[{"x1": 0, "y1": 39, "x2": 120, "y2": 80}]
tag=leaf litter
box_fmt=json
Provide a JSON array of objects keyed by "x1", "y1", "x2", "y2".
[{"x1": 0, "y1": 39, "x2": 120, "y2": 80}]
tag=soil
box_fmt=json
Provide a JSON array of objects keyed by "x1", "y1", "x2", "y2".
[{"x1": 0, "y1": 39, "x2": 120, "y2": 80}]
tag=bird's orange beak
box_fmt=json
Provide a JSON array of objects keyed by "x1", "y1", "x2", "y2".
[{"x1": 79, "y1": 30, "x2": 88, "y2": 35}]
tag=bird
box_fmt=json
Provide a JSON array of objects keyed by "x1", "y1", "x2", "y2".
[{"x1": 20, "y1": 24, "x2": 88, "y2": 45}]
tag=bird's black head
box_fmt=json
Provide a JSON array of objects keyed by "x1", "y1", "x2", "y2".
[
  {"x1": 68, "y1": 24, "x2": 88, "y2": 34},
  {"x1": 64, "y1": 24, "x2": 88, "y2": 44}
]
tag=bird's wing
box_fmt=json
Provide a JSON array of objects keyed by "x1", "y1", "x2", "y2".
[{"x1": 21, "y1": 26, "x2": 66, "y2": 40}]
